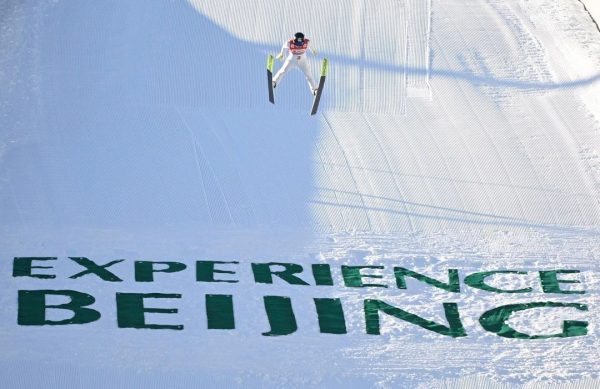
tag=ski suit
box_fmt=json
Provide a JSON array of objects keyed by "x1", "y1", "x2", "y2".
[{"x1": 273, "y1": 38, "x2": 318, "y2": 93}]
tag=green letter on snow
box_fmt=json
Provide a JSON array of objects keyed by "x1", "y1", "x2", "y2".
[
  {"x1": 539, "y1": 270, "x2": 585, "y2": 294},
  {"x1": 262, "y1": 296, "x2": 297, "y2": 336},
  {"x1": 69, "y1": 257, "x2": 124, "y2": 282},
  {"x1": 18, "y1": 290, "x2": 101, "y2": 326},
  {"x1": 135, "y1": 261, "x2": 187, "y2": 282},
  {"x1": 116, "y1": 293, "x2": 183, "y2": 330},
  {"x1": 342, "y1": 266, "x2": 387, "y2": 288},
  {"x1": 197, "y1": 260, "x2": 239, "y2": 283},
  {"x1": 13, "y1": 257, "x2": 57, "y2": 279},
  {"x1": 252, "y1": 262, "x2": 309, "y2": 285},
  {"x1": 364, "y1": 300, "x2": 466, "y2": 337},
  {"x1": 394, "y1": 267, "x2": 460, "y2": 292},
  {"x1": 479, "y1": 302, "x2": 588, "y2": 339},
  {"x1": 312, "y1": 264, "x2": 334, "y2": 286},
  {"x1": 314, "y1": 298, "x2": 347, "y2": 334},
  {"x1": 206, "y1": 294, "x2": 235, "y2": 330},
  {"x1": 464, "y1": 270, "x2": 532, "y2": 293}
]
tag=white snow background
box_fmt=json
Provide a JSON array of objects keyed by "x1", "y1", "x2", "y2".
[{"x1": 1, "y1": 0, "x2": 600, "y2": 387}]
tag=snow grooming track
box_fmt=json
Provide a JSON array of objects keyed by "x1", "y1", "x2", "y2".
[
  {"x1": 406, "y1": 0, "x2": 432, "y2": 98},
  {"x1": 312, "y1": 114, "x2": 373, "y2": 231},
  {"x1": 2, "y1": 0, "x2": 600, "y2": 388}
]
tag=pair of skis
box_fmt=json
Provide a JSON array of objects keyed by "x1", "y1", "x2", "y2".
[{"x1": 267, "y1": 54, "x2": 328, "y2": 116}]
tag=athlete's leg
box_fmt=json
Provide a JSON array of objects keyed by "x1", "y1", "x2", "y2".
[
  {"x1": 273, "y1": 58, "x2": 294, "y2": 85},
  {"x1": 298, "y1": 57, "x2": 318, "y2": 91}
]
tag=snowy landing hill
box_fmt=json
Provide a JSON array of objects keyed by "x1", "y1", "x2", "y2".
[{"x1": 1, "y1": 0, "x2": 600, "y2": 387}]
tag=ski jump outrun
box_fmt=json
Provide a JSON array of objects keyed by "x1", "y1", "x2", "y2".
[{"x1": 267, "y1": 32, "x2": 328, "y2": 115}]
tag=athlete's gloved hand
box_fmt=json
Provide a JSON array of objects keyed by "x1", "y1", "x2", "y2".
[{"x1": 276, "y1": 53, "x2": 284, "y2": 61}]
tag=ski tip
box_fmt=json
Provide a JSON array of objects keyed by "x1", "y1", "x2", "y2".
[
  {"x1": 267, "y1": 54, "x2": 275, "y2": 71},
  {"x1": 321, "y1": 58, "x2": 329, "y2": 77}
]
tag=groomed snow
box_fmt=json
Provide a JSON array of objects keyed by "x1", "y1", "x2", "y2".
[{"x1": 1, "y1": 0, "x2": 600, "y2": 387}]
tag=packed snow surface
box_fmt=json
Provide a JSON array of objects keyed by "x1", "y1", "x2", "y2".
[{"x1": 1, "y1": 0, "x2": 600, "y2": 387}]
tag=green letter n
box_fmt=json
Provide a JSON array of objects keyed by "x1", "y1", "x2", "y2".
[
  {"x1": 364, "y1": 299, "x2": 466, "y2": 338},
  {"x1": 394, "y1": 267, "x2": 460, "y2": 292}
]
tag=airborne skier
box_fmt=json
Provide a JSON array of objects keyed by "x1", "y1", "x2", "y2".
[{"x1": 272, "y1": 32, "x2": 319, "y2": 95}]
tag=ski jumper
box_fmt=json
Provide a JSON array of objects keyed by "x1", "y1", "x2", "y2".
[{"x1": 273, "y1": 38, "x2": 318, "y2": 92}]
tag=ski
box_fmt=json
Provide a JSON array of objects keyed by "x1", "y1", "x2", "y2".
[
  {"x1": 310, "y1": 58, "x2": 328, "y2": 115},
  {"x1": 267, "y1": 54, "x2": 275, "y2": 104}
]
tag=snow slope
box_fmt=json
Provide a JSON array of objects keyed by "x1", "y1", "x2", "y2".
[{"x1": 1, "y1": 0, "x2": 600, "y2": 387}]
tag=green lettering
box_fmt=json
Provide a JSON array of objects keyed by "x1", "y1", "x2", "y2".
[
  {"x1": 479, "y1": 302, "x2": 588, "y2": 339},
  {"x1": 206, "y1": 294, "x2": 235, "y2": 330},
  {"x1": 13, "y1": 257, "x2": 57, "y2": 279},
  {"x1": 18, "y1": 289, "x2": 101, "y2": 325},
  {"x1": 539, "y1": 270, "x2": 585, "y2": 294},
  {"x1": 312, "y1": 264, "x2": 334, "y2": 286},
  {"x1": 116, "y1": 293, "x2": 183, "y2": 330},
  {"x1": 196, "y1": 261, "x2": 239, "y2": 283},
  {"x1": 342, "y1": 266, "x2": 387, "y2": 288},
  {"x1": 135, "y1": 261, "x2": 187, "y2": 282},
  {"x1": 314, "y1": 298, "x2": 347, "y2": 334},
  {"x1": 69, "y1": 257, "x2": 124, "y2": 282},
  {"x1": 252, "y1": 262, "x2": 309, "y2": 285},
  {"x1": 262, "y1": 296, "x2": 297, "y2": 336},
  {"x1": 394, "y1": 267, "x2": 460, "y2": 292},
  {"x1": 464, "y1": 271, "x2": 532, "y2": 293},
  {"x1": 364, "y1": 300, "x2": 466, "y2": 337}
]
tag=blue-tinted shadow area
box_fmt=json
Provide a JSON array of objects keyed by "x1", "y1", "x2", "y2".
[{"x1": 1, "y1": 1, "x2": 318, "y2": 252}]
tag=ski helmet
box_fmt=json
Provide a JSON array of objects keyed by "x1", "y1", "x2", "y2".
[{"x1": 294, "y1": 32, "x2": 305, "y2": 43}]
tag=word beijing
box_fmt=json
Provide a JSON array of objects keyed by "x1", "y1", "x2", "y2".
[{"x1": 13, "y1": 257, "x2": 589, "y2": 339}]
